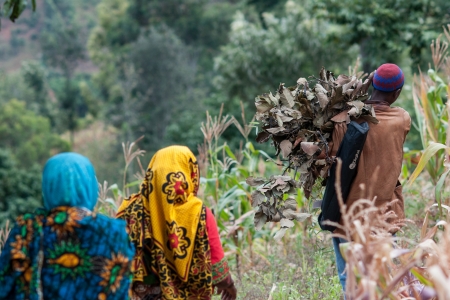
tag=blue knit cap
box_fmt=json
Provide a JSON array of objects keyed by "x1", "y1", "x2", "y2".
[{"x1": 42, "y1": 152, "x2": 98, "y2": 210}]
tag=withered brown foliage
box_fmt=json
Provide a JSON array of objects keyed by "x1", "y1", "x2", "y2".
[{"x1": 250, "y1": 67, "x2": 378, "y2": 234}]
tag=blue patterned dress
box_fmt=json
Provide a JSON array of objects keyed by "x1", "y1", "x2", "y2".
[{"x1": 0, "y1": 206, "x2": 135, "y2": 300}]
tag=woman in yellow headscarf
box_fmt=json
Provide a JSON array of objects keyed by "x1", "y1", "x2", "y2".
[{"x1": 117, "y1": 146, "x2": 237, "y2": 300}]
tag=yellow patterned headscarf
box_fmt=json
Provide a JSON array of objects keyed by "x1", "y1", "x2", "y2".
[{"x1": 117, "y1": 145, "x2": 202, "y2": 282}]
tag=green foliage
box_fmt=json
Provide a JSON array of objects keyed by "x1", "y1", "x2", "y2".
[
  {"x1": 21, "y1": 60, "x2": 56, "y2": 123},
  {"x1": 40, "y1": 22, "x2": 85, "y2": 74},
  {"x1": 39, "y1": 0, "x2": 90, "y2": 142},
  {"x1": 214, "y1": 2, "x2": 357, "y2": 103},
  {"x1": 236, "y1": 238, "x2": 342, "y2": 299},
  {"x1": 1, "y1": 0, "x2": 36, "y2": 23},
  {"x1": 0, "y1": 99, "x2": 70, "y2": 167},
  {"x1": 406, "y1": 28, "x2": 450, "y2": 218},
  {"x1": 314, "y1": 0, "x2": 450, "y2": 71},
  {"x1": 0, "y1": 71, "x2": 35, "y2": 106},
  {"x1": 0, "y1": 148, "x2": 42, "y2": 227},
  {"x1": 408, "y1": 67, "x2": 449, "y2": 184}
]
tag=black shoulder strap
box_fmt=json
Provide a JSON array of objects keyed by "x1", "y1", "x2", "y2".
[{"x1": 318, "y1": 121, "x2": 370, "y2": 232}]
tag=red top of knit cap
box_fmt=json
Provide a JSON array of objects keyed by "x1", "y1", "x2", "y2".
[{"x1": 372, "y1": 63, "x2": 404, "y2": 92}]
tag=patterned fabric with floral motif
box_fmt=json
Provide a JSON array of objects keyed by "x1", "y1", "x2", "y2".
[
  {"x1": 212, "y1": 258, "x2": 230, "y2": 285},
  {"x1": 0, "y1": 206, "x2": 134, "y2": 300},
  {"x1": 117, "y1": 146, "x2": 204, "y2": 283},
  {"x1": 117, "y1": 146, "x2": 215, "y2": 299},
  {"x1": 151, "y1": 206, "x2": 212, "y2": 300}
]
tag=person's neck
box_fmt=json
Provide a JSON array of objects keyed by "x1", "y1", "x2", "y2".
[{"x1": 365, "y1": 99, "x2": 391, "y2": 106}]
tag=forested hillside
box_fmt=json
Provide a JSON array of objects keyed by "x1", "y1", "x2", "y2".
[{"x1": 0, "y1": 0, "x2": 449, "y2": 225}]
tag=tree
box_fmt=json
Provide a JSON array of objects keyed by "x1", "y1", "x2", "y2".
[
  {"x1": 314, "y1": 0, "x2": 450, "y2": 72},
  {"x1": 214, "y1": 2, "x2": 356, "y2": 103},
  {"x1": 0, "y1": 99, "x2": 70, "y2": 167},
  {"x1": 88, "y1": 0, "x2": 247, "y2": 152},
  {"x1": 114, "y1": 27, "x2": 198, "y2": 152},
  {"x1": 1, "y1": 0, "x2": 36, "y2": 24},
  {"x1": 21, "y1": 60, "x2": 56, "y2": 125},
  {"x1": 40, "y1": 0, "x2": 87, "y2": 144},
  {"x1": 0, "y1": 149, "x2": 42, "y2": 227}
]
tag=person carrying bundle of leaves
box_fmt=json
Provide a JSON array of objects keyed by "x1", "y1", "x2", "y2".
[
  {"x1": 329, "y1": 63, "x2": 411, "y2": 292},
  {"x1": 250, "y1": 62, "x2": 410, "y2": 294}
]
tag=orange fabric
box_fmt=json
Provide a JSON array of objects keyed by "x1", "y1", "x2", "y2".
[{"x1": 330, "y1": 105, "x2": 411, "y2": 233}]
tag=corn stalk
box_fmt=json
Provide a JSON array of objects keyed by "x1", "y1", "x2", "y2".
[{"x1": 409, "y1": 26, "x2": 450, "y2": 218}]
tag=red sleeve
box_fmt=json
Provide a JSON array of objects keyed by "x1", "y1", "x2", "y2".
[
  {"x1": 205, "y1": 207, "x2": 224, "y2": 264},
  {"x1": 205, "y1": 207, "x2": 230, "y2": 285}
]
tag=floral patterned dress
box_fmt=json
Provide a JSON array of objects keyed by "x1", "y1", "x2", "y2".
[{"x1": 0, "y1": 206, "x2": 135, "y2": 300}]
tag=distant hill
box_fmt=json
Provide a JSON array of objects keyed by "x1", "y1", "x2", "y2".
[{"x1": 0, "y1": 0, "x2": 100, "y2": 73}]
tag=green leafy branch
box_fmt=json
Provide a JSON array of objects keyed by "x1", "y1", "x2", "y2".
[{"x1": 1, "y1": 0, "x2": 36, "y2": 27}]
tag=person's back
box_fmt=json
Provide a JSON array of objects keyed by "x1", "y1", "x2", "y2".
[
  {"x1": 0, "y1": 153, "x2": 134, "y2": 300},
  {"x1": 330, "y1": 63, "x2": 411, "y2": 292},
  {"x1": 332, "y1": 105, "x2": 410, "y2": 218}
]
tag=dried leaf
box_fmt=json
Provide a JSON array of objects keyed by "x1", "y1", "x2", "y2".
[
  {"x1": 255, "y1": 97, "x2": 273, "y2": 113},
  {"x1": 293, "y1": 137, "x2": 302, "y2": 148},
  {"x1": 335, "y1": 74, "x2": 351, "y2": 85},
  {"x1": 348, "y1": 100, "x2": 364, "y2": 110},
  {"x1": 284, "y1": 198, "x2": 297, "y2": 210},
  {"x1": 280, "y1": 218, "x2": 295, "y2": 228},
  {"x1": 266, "y1": 126, "x2": 285, "y2": 134},
  {"x1": 315, "y1": 84, "x2": 328, "y2": 94},
  {"x1": 280, "y1": 140, "x2": 293, "y2": 158},
  {"x1": 273, "y1": 228, "x2": 288, "y2": 241},
  {"x1": 297, "y1": 77, "x2": 307, "y2": 85},
  {"x1": 331, "y1": 110, "x2": 349, "y2": 123},
  {"x1": 301, "y1": 142, "x2": 320, "y2": 156},
  {"x1": 276, "y1": 114, "x2": 283, "y2": 127},
  {"x1": 276, "y1": 111, "x2": 294, "y2": 122},
  {"x1": 251, "y1": 191, "x2": 266, "y2": 208},
  {"x1": 281, "y1": 87, "x2": 295, "y2": 108},
  {"x1": 348, "y1": 106, "x2": 359, "y2": 117},
  {"x1": 305, "y1": 91, "x2": 315, "y2": 101},
  {"x1": 317, "y1": 92, "x2": 329, "y2": 109},
  {"x1": 343, "y1": 77, "x2": 357, "y2": 93},
  {"x1": 283, "y1": 209, "x2": 312, "y2": 222},
  {"x1": 256, "y1": 131, "x2": 271, "y2": 143},
  {"x1": 269, "y1": 92, "x2": 280, "y2": 106},
  {"x1": 313, "y1": 116, "x2": 325, "y2": 127},
  {"x1": 254, "y1": 211, "x2": 267, "y2": 230},
  {"x1": 319, "y1": 67, "x2": 327, "y2": 81},
  {"x1": 246, "y1": 176, "x2": 267, "y2": 186}
]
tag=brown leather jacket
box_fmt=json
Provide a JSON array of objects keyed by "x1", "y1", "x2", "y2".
[{"x1": 330, "y1": 105, "x2": 411, "y2": 234}]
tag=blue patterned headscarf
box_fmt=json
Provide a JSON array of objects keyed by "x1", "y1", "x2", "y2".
[{"x1": 42, "y1": 152, "x2": 98, "y2": 210}]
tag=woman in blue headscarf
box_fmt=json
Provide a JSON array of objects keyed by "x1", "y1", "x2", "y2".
[{"x1": 0, "y1": 153, "x2": 134, "y2": 300}]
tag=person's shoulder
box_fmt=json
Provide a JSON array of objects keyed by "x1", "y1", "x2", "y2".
[
  {"x1": 93, "y1": 213, "x2": 127, "y2": 228},
  {"x1": 390, "y1": 106, "x2": 410, "y2": 117},
  {"x1": 15, "y1": 208, "x2": 46, "y2": 225},
  {"x1": 389, "y1": 106, "x2": 411, "y2": 131}
]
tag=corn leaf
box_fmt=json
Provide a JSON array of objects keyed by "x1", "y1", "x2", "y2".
[
  {"x1": 435, "y1": 169, "x2": 450, "y2": 217},
  {"x1": 408, "y1": 142, "x2": 448, "y2": 186}
]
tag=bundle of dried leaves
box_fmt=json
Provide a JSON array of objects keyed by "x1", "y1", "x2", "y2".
[
  {"x1": 250, "y1": 67, "x2": 378, "y2": 233},
  {"x1": 246, "y1": 175, "x2": 312, "y2": 240}
]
